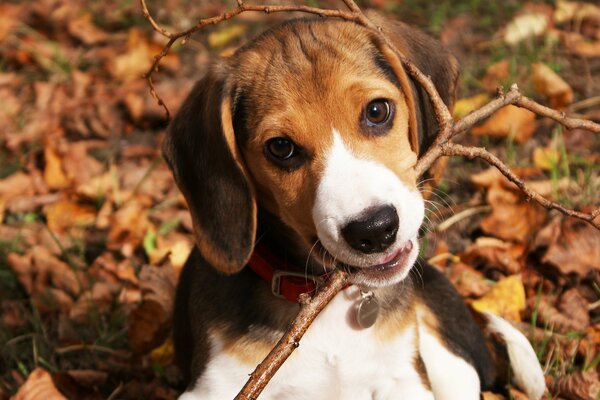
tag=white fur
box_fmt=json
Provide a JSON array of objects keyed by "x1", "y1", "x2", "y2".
[
  {"x1": 416, "y1": 310, "x2": 481, "y2": 400},
  {"x1": 484, "y1": 312, "x2": 546, "y2": 400},
  {"x1": 312, "y1": 130, "x2": 424, "y2": 287},
  {"x1": 181, "y1": 287, "x2": 433, "y2": 400}
]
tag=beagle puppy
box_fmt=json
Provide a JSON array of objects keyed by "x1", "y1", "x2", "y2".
[{"x1": 163, "y1": 12, "x2": 546, "y2": 400}]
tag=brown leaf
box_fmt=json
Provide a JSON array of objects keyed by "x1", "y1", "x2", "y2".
[
  {"x1": 110, "y1": 29, "x2": 179, "y2": 83},
  {"x1": 128, "y1": 263, "x2": 176, "y2": 355},
  {"x1": 44, "y1": 141, "x2": 70, "y2": 190},
  {"x1": 446, "y1": 262, "x2": 492, "y2": 298},
  {"x1": 562, "y1": 31, "x2": 600, "y2": 58},
  {"x1": 471, "y1": 105, "x2": 537, "y2": 143},
  {"x1": 548, "y1": 370, "x2": 600, "y2": 400},
  {"x1": 0, "y1": 172, "x2": 35, "y2": 200},
  {"x1": 527, "y1": 295, "x2": 587, "y2": 333},
  {"x1": 481, "y1": 392, "x2": 506, "y2": 400},
  {"x1": 11, "y1": 368, "x2": 67, "y2": 400},
  {"x1": 558, "y1": 288, "x2": 590, "y2": 331},
  {"x1": 69, "y1": 282, "x2": 117, "y2": 322},
  {"x1": 532, "y1": 63, "x2": 573, "y2": 109},
  {"x1": 481, "y1": 185, "x2": 547, "y2": 243},
  {"x1": 481, "y1": 60, "x2": 509, "y2": 92},
  {"x1": 67, "y1": 13, "x2": 109, "y2": 45},
  {"x1": 542, "y1": 217, "x2": 600, "y2": 276},
  {"x1": 107, "y1": 198, "x2": 154, "y2": 257},
  {"x1": 7, "y1": 246, "x2": 81, "y2": 298},
  {"x1": 461, "y1": 237, "x2": 524, "y2": 274}
]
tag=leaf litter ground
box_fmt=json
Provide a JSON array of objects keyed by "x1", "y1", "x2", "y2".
[{"x1": 0, "y1": 0, "x2": 599, "y2": 399}]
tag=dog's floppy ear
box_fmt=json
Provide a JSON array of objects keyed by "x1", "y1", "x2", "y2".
[
  {"x1": 367, "y1": 12, "x2": 460, "y2": 155},
  {"x1": 162, "y1": 64, "x2": 256, "y2": 274}
]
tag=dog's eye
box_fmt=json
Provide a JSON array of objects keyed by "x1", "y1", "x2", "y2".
[
  {"x1": 264, "y1": 137, "x2": 306, "y2": 171},
  {"x1": 365, "y1": 99, "x2": 392, "y2": 125},
  {"x1": 266, "y1": 138, "x2": 296, "y2": 160}
]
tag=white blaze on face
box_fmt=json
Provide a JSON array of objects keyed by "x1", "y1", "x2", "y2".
[{"x1": 312, "y1": 130, "x2": 424, "y2": 276}]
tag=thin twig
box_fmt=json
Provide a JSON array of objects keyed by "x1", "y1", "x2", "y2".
[
  {"x1": 139, "y1": 0, "x2": 359, "y2": 118},
  {"x1": 235, "y1": 269, "x2": 348, "y2": 400},
  {"x1": 440, "y1": 143, "x2": 600, "y2": 229}
]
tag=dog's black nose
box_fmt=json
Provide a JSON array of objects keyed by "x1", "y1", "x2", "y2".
[{"x1": 341, "y1": 205, "x2": 399, "y2": 254}]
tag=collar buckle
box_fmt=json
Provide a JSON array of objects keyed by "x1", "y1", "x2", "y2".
[{"x1": 271, "y1": 270, "x2": 324, "y2": 299}]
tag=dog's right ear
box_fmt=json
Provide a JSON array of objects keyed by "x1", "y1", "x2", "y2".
[{"x1": 162, "y1": 64, "x2": 257, "y2": 274}]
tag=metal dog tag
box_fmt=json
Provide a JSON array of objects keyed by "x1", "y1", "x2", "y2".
[{"x1": 356, "y1": 291, "x2": 379, "y2": 329}]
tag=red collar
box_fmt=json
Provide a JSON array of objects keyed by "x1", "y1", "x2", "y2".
[{"x1": 248, "y1": 244, "x2": 331, "y2": 302}]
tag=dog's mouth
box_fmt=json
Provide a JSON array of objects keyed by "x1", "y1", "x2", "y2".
[
  {"x1": 347, "y1": 241, "x2": 413, "y2": 276},
  {"x1": 313, "y1": 239, "x2": 415, "y2": 285}
]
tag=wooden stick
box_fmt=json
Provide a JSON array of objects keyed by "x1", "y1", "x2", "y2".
[{"x1": 235, "y1": 269, "x2": 348, "y2": 400}]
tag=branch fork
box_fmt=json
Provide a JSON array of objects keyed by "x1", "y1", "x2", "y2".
[{"x1": 140, "y1": 1, "x2": 600, "y2": 398}]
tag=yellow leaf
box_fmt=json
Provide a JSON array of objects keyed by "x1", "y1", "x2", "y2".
[
  {"x1": 150, "y1": 337, "x2": 175, "y2": 364},
  {"x1": 471, "y1": 105, "x2": 536, "y2": 143},
  {"x1": 471, "y1": 275, "x2": 526, "y2": 321},
  {"x1": 453, "y1": 94, "x2": 490, "y2": 119},
  {"x1": 532, "y1": 147, "x2": 560, "y2": 170},
  {"x1": 531, "y1": 63, "x2": 573, "y2": 109},
  {"x1": 208, "y1": 24, "x2": 247, "y2": 48}
]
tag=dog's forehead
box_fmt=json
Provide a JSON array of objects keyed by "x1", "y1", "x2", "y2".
[{"x1": 229, "y1": 19, "x2": 397, "y2": 114}]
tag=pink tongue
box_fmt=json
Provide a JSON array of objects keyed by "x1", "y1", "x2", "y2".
[{"x1": 379, "y1": 241, "x2": 412, "y2": 265}]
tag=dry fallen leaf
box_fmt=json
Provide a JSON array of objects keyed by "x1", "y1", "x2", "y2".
[
  {"x1": 446, "y1": 262, "x2": 492, "y2": 298},
  {"x1": 128, "y1": 262, "x2": 177, "y2": 355},
  {"x1": 7, "y1": 246, "x2": 81, "y2": 298},
  {"x1": 554, "y1": 0, "x2": 600, "y2": 25},
  {"x1": 532, "y1": 146, "x2": 560, "y2": 170},
  {"x1": 471, "y1": 105, "x2": 537, "y2": 143},
  {"x1": 481, "y1": 185, "x2": 547, "y2": 243},
  {"x1": 461, "y1": 237, "x2": 524, "y2": 275},
  {"x1": 69, "y1": 282, "x2": 117, "y2": 322},
  {"x1": 471, "y1": 275, "x2": 526, "y2": 321},
  {"x1": 527, "y1": 295, "x2": 587, "y2": 333},
  {"x1": 531, "y1": 63, "x2": 573, "y2": 109},
  {"x1": 548, "y1": 370, "x2": 600, "y2": 400},
  {"x1": 481, "y1": 60, "x2": 509, "y2": 92},
  {"x1": 111, "y1": 29, "x2": 179, "y2": 83},
  {"x1": 11, "y1": 368, "x2": 67, "y2": 400},
  {"x1": 67, "y1": 13, "x2": 109, "y2": 46},
  {"x1": 504, "y1": 12, "x2": 550, "y2": 46},
  {"x1": 453, "y1": 94, "x2": 490, "y2": 118},
  {"x1": 44, "y1": 141, "x2": 70, "y2": 190},
  {"x1": 558, "y1": 288, "x2": 590, "y2": 331},
  {"x1": 44, "y1": 199, "x2": 97, "y2": 233},
  {"x1": 542, "y1": 217, "x2": 600, "y2": 277},
  {"x1": 208, "y1": 24, "x2": 247, "y2": 48}
]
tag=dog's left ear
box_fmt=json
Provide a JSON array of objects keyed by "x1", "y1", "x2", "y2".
[
  {"x1": 162, "y1": 64, "x2": 256, "y2": 274},
  {"x1": 367, "y1": 12, "x2": 460, "y2": 155}
]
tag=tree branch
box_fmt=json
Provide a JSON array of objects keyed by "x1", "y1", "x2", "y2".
[{"x1": 440, "y1": 142, "x2": 600, "y2": 229}]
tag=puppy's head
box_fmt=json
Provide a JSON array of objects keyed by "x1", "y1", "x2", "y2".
[{"x1": 163, "y1": 17, "x2": 458, "y2": 287}]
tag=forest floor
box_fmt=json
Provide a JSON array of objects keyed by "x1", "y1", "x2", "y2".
[{"x1": 0, "y1": 0, "x2": 599, "y2": 399}]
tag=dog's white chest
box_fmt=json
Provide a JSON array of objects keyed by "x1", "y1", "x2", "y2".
[{"x1": 181, "y1": 288, "x2": 432, "y2": 400}]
